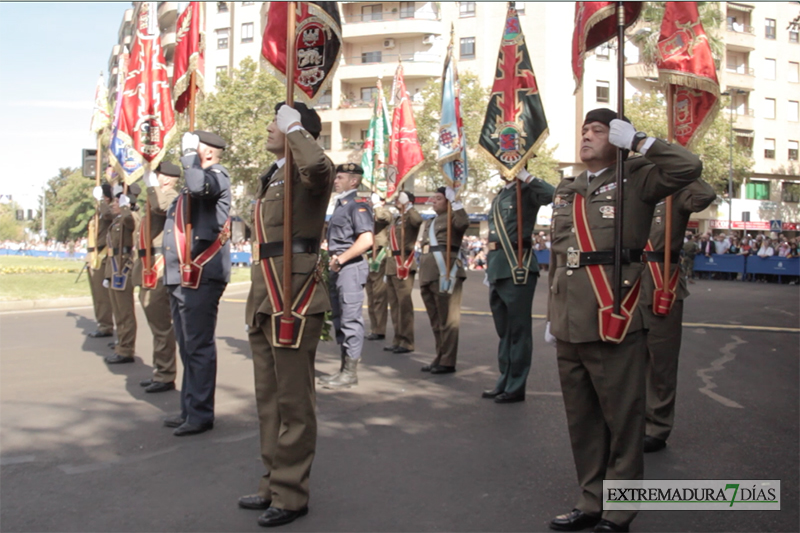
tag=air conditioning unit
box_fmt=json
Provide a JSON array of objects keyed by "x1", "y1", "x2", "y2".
[
  {"x1": 383, "y1": 38, "x2": 395, "y2": 49},
  {"x1": 422, "y1": 34, "x2": 435, "y2": 45}
]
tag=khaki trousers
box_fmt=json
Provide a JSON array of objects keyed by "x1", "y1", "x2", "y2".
[
  {"x1": 365, "y1": 260, "x2": 388, "y2": 336},
  {"x1": 139, "y1": 280, "x2": 177, "y2": 383},
  {"x1": 556, "y1": 330, "x2": 646, "y2": 528},
  {"x1": 108, "y1": 279, "x2": 136, "y2": 356},
  {"x1": 419, "y1": 277, "x2": 463, "y2": 368},
  {"x1": 644, "y1": 300, "x2": 684, "y2": 441},
  {"x1": 88, "y1": 258, "x2": 114, "y2": 334},
  {"x1": 386, "y1": 272, "x2": 415, "y2": 350},
  {"x1": 248, "y1": 313, "x2": 324, "y2": 511}
]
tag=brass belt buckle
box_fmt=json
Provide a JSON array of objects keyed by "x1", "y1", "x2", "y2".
[
  {"x1": 252, "y1": 242, "x2": 260, "y2": 264},
  {"x1": 566, "y1": 247, "x2": 580, "y2": 269},
  {"x1": 422, "y1": 244, "x2": 430, "y2": 254}
]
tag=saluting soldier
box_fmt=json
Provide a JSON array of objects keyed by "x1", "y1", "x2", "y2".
[
  {"x1": 481, "y1": 168, "x2": 555, "y2": 403},
  {"x1": 87, "y1": 177, "x2": 115, "y2": 339},
  {"x1": 162, "y1": 130, "x2": 231, "y2": 437},
  {"x1": 364, "y1": 194, "x2": 392, "y2": 341},
  {"x1": 383, "y1": 191, "x2": 422, "y2": 354},
  {"x1": 547, "y1": 109, "x2": 702, "y2": 533},
  {"x1": 319, "y1": 163, "x2": 374, "y2": 389},
  {"x1": 418, "y1": 186, "x2": 469, "y2": 374},
  {"x1": 134, "y1": 161, "x2": 181, "y2": 393},
  {"x1": 238, "y1": 103, "x2": 334, "y2": 528},
  {"x1": 640, "y1": 179, "x2": 716, "y2": 454},
  {"x1": 103, "y1": 183, "x2": 141, "y2": 364}
]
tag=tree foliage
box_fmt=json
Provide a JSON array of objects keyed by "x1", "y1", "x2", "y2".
[
  {"x1": 31, "y1": 167, "x2": 97, "y2": 242},
  {"x1": 0, "y1": 201, "x2": 26, "y2": 241}
]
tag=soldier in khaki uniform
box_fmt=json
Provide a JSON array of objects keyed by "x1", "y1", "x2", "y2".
[
  {"x1": 364, "y1": 196, "x2": 392, "y2": 341},
  {"x1": 640, "y1": 179, "x2": 715, "y2": 453},
  {"x1": 104, "y1": 183, "x2": 141, "y2": 364},
  {"x1": 383, "y1": 191, "x2": 422, "y2": 354},
  {"x1": 547, "y1": 109, "x2": 702, "y2": 533},
  {"x1": 238, "y1": 103, "x2": 334, "y2": 528},
  {"x1": 134, "y1": 162, "x2": 181, "y2": 393},
  {"x1": 87, "y1": 180, "x2": 115, "y2": 338},
  {"x1": 418, "y1": 187, "x2": 469, "y2": 374}
]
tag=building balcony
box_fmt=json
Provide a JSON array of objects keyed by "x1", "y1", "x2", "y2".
[
  {"x1": 730, "y1": 108, "x2": 755, "y2": 131},
  {"x1": 725, "y1": 24, "x2": 756, "y2": 51},
  {"x1": 624, "y1": 62, "x2": 657, "y2": 81},
  {"x1": 118, "y1": 9, "x2": 134, "y2": 42},
  {"x1": 338, "y1": 53, "x2": 441, "y2": 84},
  {"x1": 724, "y1": 68, "x2": 755, "y2": 91},
  {"x1": 157, "y1": 2, "x2": 178, "y2": 30},
  {"x1": 161, "y1": 31, "x2": 176, "y2": 49},
  {"x1": 342, "y1": 17, "x2": 442, "y2": 43}
]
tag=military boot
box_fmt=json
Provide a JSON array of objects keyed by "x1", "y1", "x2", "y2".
[
  {"x1": 319, "y1": 350, "x2": 346, "y2": 384},
  {"x1": 323, "y1": 357, "x2": 358, "y2": 389}
]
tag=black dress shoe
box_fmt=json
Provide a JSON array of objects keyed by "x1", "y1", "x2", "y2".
[
  {"x1": 481, "y1": 387, "x2": 504, "y2": 399},
  {"x1": 430, "y1": 365, "x2": 456, "y2": 374},
  {"x1": 87, "y1": 330, "x2": 113, "y2": 338},
  {"x1": 238, "y1": 494, "x2": 271, "y2": 510},
  {"x1": 173, "y1": 421, "x2": 213, "y2": 436},
  {"x1": 139, "y1": 378, "x2": 154, "y2": 387},
  {"x1": 421, "y1": 364, "x2": 433, "y2": 372},
  {"x1": 145, "y1": 381, "x2": 175, "y2": 393},
  {"x1": 108, "y1": 341, "x2": 119, "y2": 348},
  {"x1": 644, "y1": 435, "x2": 667, "y2": 453},
  {"x1": 392, "y1": 346, "x2": 412, "y2": 354},
  {"x1": 163, "y1": 415, "x2": 186, "y2": 428},
  {"x1": 549, "y1": 509, "x2": 601, "y2": 531},
  {"x1": 494, "y1": 392, "x2": 525, "y2": 404},
  {"x1": 105, "y1": 354, "x2": 134, "y2": 364},
  {"x1": 257, "y1": 506, "x2": 308, "y2": 527},
  {"x1": 593, "y1": 519, "x2": 628, "y2": 532},
  {"x1": 365, "y1": 333, "x2": 385, "y2": 341},
  {"x1": 383, "y1": 345, "x2": 399, "y2": 352}
]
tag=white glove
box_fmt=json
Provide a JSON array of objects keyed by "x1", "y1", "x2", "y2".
[
  {"x1": 145, "y1": 170, "x2": 159, "y2": 188},
  {"x1": 398, "y1": 191, "x2": 409, "y2": 206},
  {"x1": 452, "y1": 201, "x2": 464, "y2": 211},
  {"x1": 545, "y1": 321, "x2": 556, "y2": 344},
  {"x1": 517, "y1": 168, "x2": 532, "y2": 182},
  {"x1": 181, "y1": 132, "x2": 199, "y2": 155},
  {"x1": 112, "y1": 184, "x2": 123, "y2": 197},
  {"x1": 118, "y1": 194, "x2": 130, "y2": 208},
  {"x1": 371, "y1": 192, "x2": 382, "y2": 207},
  {"x1": 445, "y1": 186, "x2": 456, "y2": 203},
  {"x1": 609, "y1": 119, "x2": 637, "y2": 151},
  {"x1": 92, "y1": 186, "x2": 103, "y2": 201},
  {"x1": 276, "y1": 105, "x2": 302, "y2": 134},
  {"x1": 102, "y1": 279, "x2": 110, "y2": 288}
]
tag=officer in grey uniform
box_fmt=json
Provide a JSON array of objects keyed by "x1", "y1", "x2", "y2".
[
  {"x1": 162, "y1": 130, "x2": 231, "y2": 437},
  {"x1": 320, "y1": 163, "x2": 374, "y2": 389}
]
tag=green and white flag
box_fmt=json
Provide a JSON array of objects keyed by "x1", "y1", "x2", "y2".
[{"x1": 361, "y1": 81, "x2": 392, "y2": 195}]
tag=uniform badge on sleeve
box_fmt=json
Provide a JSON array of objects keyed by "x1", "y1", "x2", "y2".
[
  {"x1": 553, "y1": 195, "x2": 570, "y2": 208},
  {"x1": 600, "y1": 205, "x2": 615, "y2": 219}
]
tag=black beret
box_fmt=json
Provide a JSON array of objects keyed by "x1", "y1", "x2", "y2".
[
  {"x1": 336, "y1": 163, "x2": 364, "y2": 175},
  {"x1": 101, "y1": 183, "x2": 113, "y2": 199},
  {"x1": 583, "y1": 108, "x2": 631, "y2": 128},
  {"x1": 274, "y1": 101, "x2": 322, "y2": 139},
  {"x1": 194, "y1": 130, "x2": 226, "y2": 150},
  {"x1": 404, "y1": 191, "x2": 415, "y2": 204},
  {"x1": 128, "y1": 183, "x2": 142, "y2": 197},
  {"x1": 435, "y1": 187, "x2": 447, "y2": 196},
  {"x1": 156, "y1": 161, "x2": 181, "y2": 177}
]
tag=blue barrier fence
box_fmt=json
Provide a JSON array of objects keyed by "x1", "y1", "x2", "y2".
[
  {"x1": 0, "y1": 249, "x2": 87, "y2": 260},
  {"x1": 693, "y1": 254, "x2": 745, "y2": 274}
]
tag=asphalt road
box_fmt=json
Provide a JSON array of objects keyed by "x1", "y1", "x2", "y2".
[{"x1": 1, "y1": 272, "x2": 798, "y2": 532}]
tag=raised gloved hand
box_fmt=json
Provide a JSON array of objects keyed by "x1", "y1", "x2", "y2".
[
  {"x1": 102, "y1": 279, "x2": 110, "y2": 289},
  {"x1": 145, "y1": 170, "x2": 159, "y2": 188},
  {"x1": 93, "y1": 186, "x2": 103, "y2": 201},
  {"x1": 371, "y1": 192, "x2": 382, "y2": 207},
  {"x1": 544, "y1": 321, "x2": 556, "y2": 344},
  {"x1": 398, "y1": 191, "x2": 409, "y2": 206},
  {"x1": 609, "y1": 119, "x2": 638, "y2": 151},
  {"x1": 445, "y1": 186, "x2": 456, "y2": 203},
  {"x1": 517, "y1": 168, "x2": 532, "y2": 182},
  {"x1": 276, "y1": 105, "x2": 302, "y2": 134},
  {"x1": 181, "y1": 132, "x2": 199, "y2": 155},
  {"x1": 118, "y1": 194, "x2": 130, "y2": 208}
]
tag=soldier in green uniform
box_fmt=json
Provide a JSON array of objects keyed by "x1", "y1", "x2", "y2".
[
  {"x1": 134, "y1": 162, "x2": 181, "y2": 393},
  {"x1": 418, "y1": 186, "x2": 469, "y2": 374},
  {"x1": 87, "y1": 179, "x2": 115, "y2": 338},
  {"x1": 640, "y1": 180, "x2": 716, "y2": 453},
  {"x1": 481, "y1": 169, "x2": 555, "y2": 403},
  {"x1": 238, "y1": 103, "x2": 334, "y2": 528},
  {"x1": 383, "y1": 191, "x2": 422, "y2": 354},
  {"x1": 104, "y1": 183, "x2": 141, "y2": 364},
  {"x1": 365, "y1": 194, "x2": 392, "y2": 341},
  {"x1": 547, "y1": 109, "x2": 702, "y2": 533}
]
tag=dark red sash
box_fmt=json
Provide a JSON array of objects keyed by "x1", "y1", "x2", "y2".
[
  {"x1": 390, "y1": 222, "x2": 415, "y2": 280},
  {"x1": 138, "y1": 215, "x2": 163, "y2": 289},
  {"x1": 174, "y1": 193, "x2": 230, "y2": 289},
  {"x1": 645, "y1": 241, "x2": 680, "y2": 316}
]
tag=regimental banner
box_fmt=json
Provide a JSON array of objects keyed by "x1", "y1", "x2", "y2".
[
  {"x1": 173, "y1": 1, "x2": 205, "y2": 114},
  {"x1": 437, "y1": 28, "x2": 468, "y2": 193},
  {"x1": 478, "y1": 4, "x2": 548, "y2": 180},
  {"x1": 361, "y1": 80, "x2": 392, "y2": 195},
  {"x1": 90, "y1": 73, "x2": 110, "y2": 134},
  {"x1": 109, "y1": 2, "x2": 176, "y2": 185},
  {"x1": 261, "y1": 2, "x2": 343, "y2": 105},
  {"x1": 386, "y1": 64, "x2": 425, "y2": 201},
  {"x1": 572, "y1": 2, "x2": 642, "y2": 93},
  {"x1": 656, "y1": 1, "x2": 720, "y2": 149}
]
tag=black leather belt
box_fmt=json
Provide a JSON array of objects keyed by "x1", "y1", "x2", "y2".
[
  {"x1": 643, "y1": 251, "x2": 679, "y2": 264},
  {"x1": 258, "y1": 238, "x2": 319, "y2": 259},
  {"x1": 391, "y1": 249, "x2": 414, "y2": 257},
  {"x1": 556, "y1": 249, "x2": 644, "y2": 268},
  {"x1": 112, "y1": 247, "x2": 133, "y2": 255},
  {"x1": 488, "y1": 240, "x2": 532, "y2": 252},
  {"x1": 137, "y1": 248, "x2": 158, "y2": 258},
  {"x1": 87, "y1": 246, "x2": 106, "y2": 253},
  {"x1": 423, "y1": 244, "x2": 461, "y2": 254},
  {"x1": 339, "y1": 256, "x2": 364, "y2": 267}
]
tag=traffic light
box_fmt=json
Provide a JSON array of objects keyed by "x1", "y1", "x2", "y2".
[{"x1": 82, "y1": 149, "x2": 97, "y2": 178}]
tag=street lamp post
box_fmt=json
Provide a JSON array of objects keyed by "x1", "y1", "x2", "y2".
[{"x1": 722, "y1": 88, "x2": 744, "y2": 234}]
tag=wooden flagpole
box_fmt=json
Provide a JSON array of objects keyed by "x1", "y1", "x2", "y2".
[
  {"x1": 184, "y1": 70, "x2": 197, "y2": 272},
  {"x1": 612, "y1": 1, "x2": 626, "y2": 315},
  {"x1": 446, "y1": 197, "x2": 452, "y2": 284},
  {"x1": 664, "y1": 85, "x2": 674, "y2": 283},
  {"x1": 280, "y1": 2, "x2": 297, "y2": 340}
]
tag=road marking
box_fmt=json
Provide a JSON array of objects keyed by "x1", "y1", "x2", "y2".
[
  {"x1": 697, "y1": 335, "x2": 747, "y2": 409},
  {"x1": 0, "y1": 455, "x2": 35, "y2": 466},
  {"x1": 58, "y1": 445, "x2": 180, "y2": 475}
]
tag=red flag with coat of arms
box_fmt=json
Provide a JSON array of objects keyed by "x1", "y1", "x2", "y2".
[
  {"x1": 386, "y1": 63, "x2": 425, "y2": 201},
  {"x1": 172, "y1": 1, "x2": 204, "y2": 114},
  {"x1": 656, "y1": 1, "x2": 720, "y2": 149}
]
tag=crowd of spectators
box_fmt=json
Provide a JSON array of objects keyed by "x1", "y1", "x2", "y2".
[
  {"x1": 687, "y1": 231, "x2": 800, "y2": 283},
  {"x1": 1, "y1": 239, "x2": 86, "y2": 257}
]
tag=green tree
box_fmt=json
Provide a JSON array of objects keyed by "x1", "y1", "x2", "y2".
[
  {"x1": 31, "y1": 167, "x2": 96, "y2": 242},
  {"x1": 625, "y1": 91, "x2": 753, "y2": 195},
  {"x1": 0, "y1": 201, "x2": 26, "y2": 241}
]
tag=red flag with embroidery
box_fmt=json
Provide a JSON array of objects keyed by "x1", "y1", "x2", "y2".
[
  {"x1": 572, "y1": 2, "x2": 642, "y2": 93},
  {"x1": 386, "y1": 64, "x2": 424, "y2": 201},
  {"x1": 656, "y1": 1, "x2": 720, "y2": 149},
  {"x1": 172, "y1": 1, "x2": 204, "y2": 114},
  {"x1": 261, "y1": 2, "x2": 342, "y2": 105}
]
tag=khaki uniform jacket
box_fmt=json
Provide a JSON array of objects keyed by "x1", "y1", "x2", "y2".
[
  {"x1": 641, "y1": 179, "x2": 716, "y2": 303},
  {"x1": 373, "y1": 205, "x2": 392, "y2": 249},
  {"x1": 418, "y1": 207, "x2": 470, "y2": 283},
  {"x1": 105, "y1": 206, "x2": 140, "y2": 278},
  {"x1": 245, "y1": 130, "x2": 335, "y2": 327},
  {"x1": 547, "y1": 139, "x2": 703, "y2": 343},
  {"x1": 133, "y1": 186, "x2": 179, "y2": 284},
  {"x1": 96, "y1": 201, "x2": 114, "y2": 252},
  {"x1": 385, "y1": 207, "x2": 422, "y2": 276}
]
